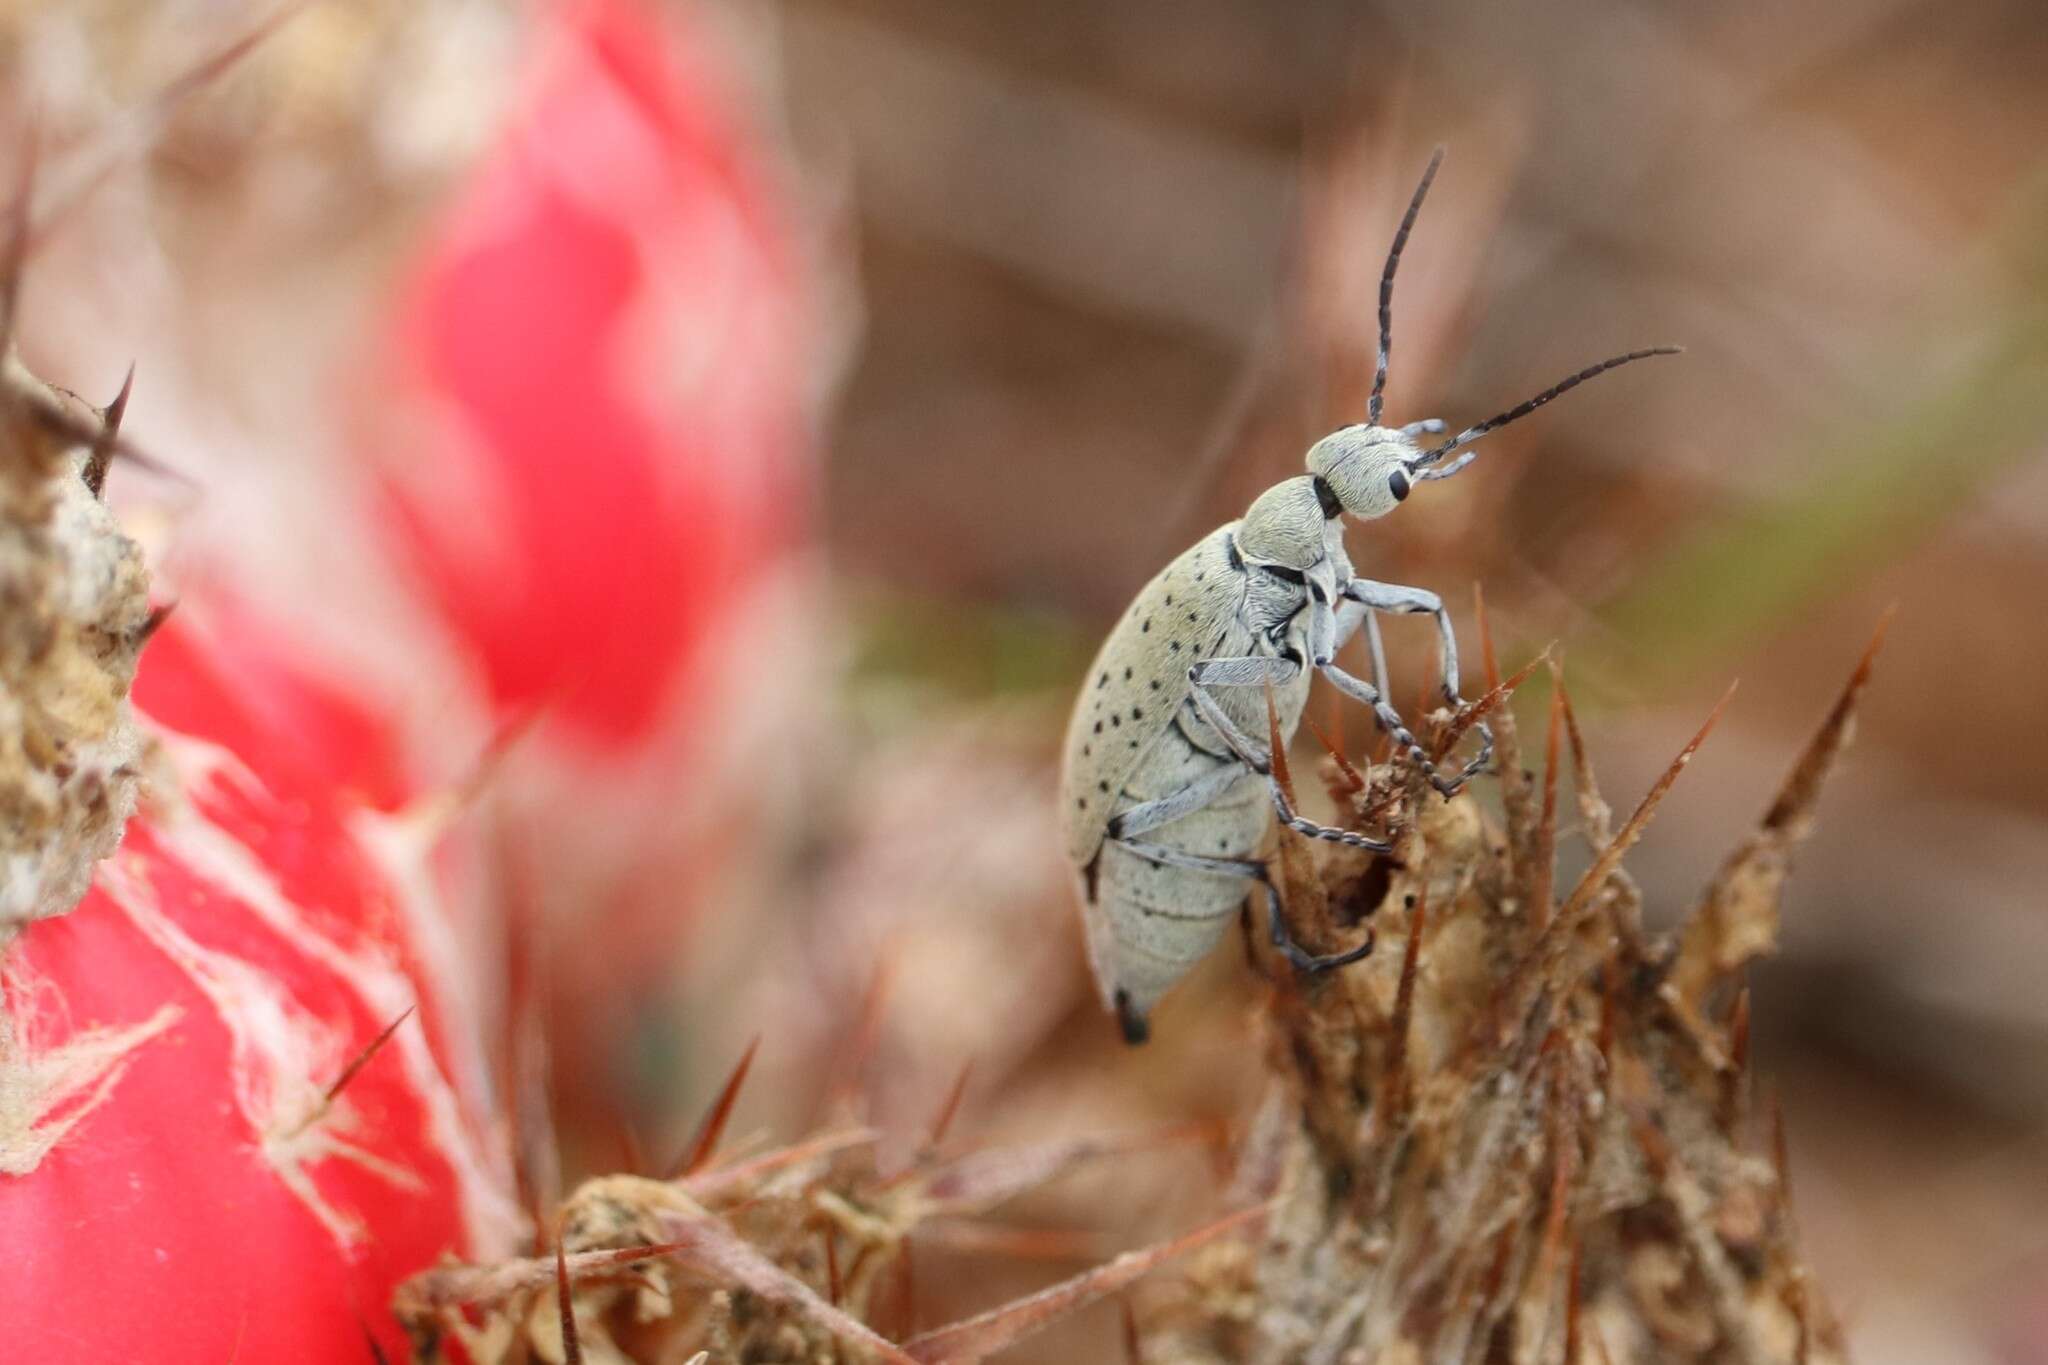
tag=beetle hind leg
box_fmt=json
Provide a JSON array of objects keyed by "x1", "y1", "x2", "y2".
[
  {"x1": 1119, "y1": 837, "x2": 1373, "y2": 979},
  {"x1": 1264, "y1": 885, "x2": 1374, "y2": 973}
]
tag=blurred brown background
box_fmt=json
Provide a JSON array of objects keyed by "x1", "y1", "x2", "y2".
[{"x1": 5, "y1": 0, "x2": 2046, "y2": 1360}]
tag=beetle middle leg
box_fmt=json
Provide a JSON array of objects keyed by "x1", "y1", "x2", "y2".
[
  {"x1": 1117, "y1": 837, "x2": 1374, "y2": 975},
  {"x1": 1184, "y1": 660, "x2": 1394, "y2": 853}
]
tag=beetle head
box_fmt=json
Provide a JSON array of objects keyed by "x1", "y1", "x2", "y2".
[{"x1": 1307, "y1": 425, "x2": 1420, "y2": 522}]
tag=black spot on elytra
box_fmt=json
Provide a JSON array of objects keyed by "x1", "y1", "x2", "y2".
[
  {"x1": 1165, "y1": 594, "x2": 1174, "y2": 605},
  {"x1": 1098, "y1": 672, "x2": 1108, "y2": 688},
  {"x1": 1141, "y1": 619, "x2": 1151, "y2": 633},
  {"x1": 1083, "y1": 745, "x2": 1092, "y2": 756},
  {"x1": 1098, "y1": 781, "x2": 1109, "y2": 793},
  {"x1": 1132, "y1": 707, "x2": 1144, "y2": 720},
  {"x1": 1150, "y1": 679, "x2": 1161, "y2": 690},
  {"x1": 1111, "y1": 715, "x2": 1122, "y2": 728},
  {"x1": 1187, "y1": 611, "x2": 1198, "y2": 623},
  {"x1": 1094, "y1": 721, "x2": 1103, "y2": 734},
  {"x1": 1077, "y1": 798, "x2": 1087, "y2": 809},
  {"x1": 1170, "y1": 641, "x2": 1182, "y2": 653}
]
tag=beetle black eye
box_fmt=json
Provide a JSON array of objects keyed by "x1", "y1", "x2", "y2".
[
  {"x1": 1388, "y1": 468, "x2": 1411, "y2": 502},
  {"x1": 1262, "y1": 563, "x2": 1305, "y2": 586}
]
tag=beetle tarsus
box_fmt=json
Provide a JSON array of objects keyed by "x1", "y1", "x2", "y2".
[{"x1": 1264, "y1": 883, "x2": 1374, "y2": 974}]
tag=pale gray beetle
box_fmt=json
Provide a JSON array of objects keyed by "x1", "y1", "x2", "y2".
[{"x1": 1061, "y1": 149, "x2": 1679, "y2": 1043}]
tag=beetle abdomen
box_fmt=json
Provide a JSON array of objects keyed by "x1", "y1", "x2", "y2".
[{"x1": 1082, "y1": 758, "x2": 1267, "y2": 1021}]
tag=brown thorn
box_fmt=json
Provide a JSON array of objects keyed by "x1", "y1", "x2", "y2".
[
  {"x1": 132, "y1": 599, "x2": 177, "y2": 649},
  {"x1": 324, "y1": 1005, "x2": 415, "y2": 1107},
  {"x1": 22, "y1": 1, "x2": 323, "y2": 261},
  {"x1": 1554, "y1": 673, "x2": 1602, "y2": 832},
  {"x1": 681, "y1": 1127, "x2": 879, "y2": 1200},
  {"x1": 1474, "y1": 582, "x2": 1501, "y2": 690},
  {"x1": 1263, "y1": 680, "x2": 1296, "y2": 807},
  {"x1": 83, "y1": 361, "x2": 133, "y2": 497},
  {"x1": 670, "y1": 1034, "x2": 762, "y2": 1179},
  {"x1": 1121, "y1": 1296, "x2": 1144, "y2": 1364},
  {"x1": 1762, "y1": 605, "x2": 1894, "y2": 834},
  {"x1": 1547, "y1": 682, "x2": 1736, "y2": 954},
  {"x1": 888, "y1": 1236, "x2": 919, "y2": 1340},
  {"x1": 1532, "y1": 676, "x2": 1565, "y2": 934},
  {"x1": 1535, "y1": 1089, "x2": 1575, "y2": 1293},
  {"x1": 1303, "y1": 714, "x2": 1364, "y2": 794},
  {"x1": 360, "y1": 1318, "x2": 391, "y2": 1365},
  {"x1": 1435, "y1": 642, "x2": 1552, "y2": 760},
  {"x1": 920, "y1": 1220, "x2": 1112, "y2": 1263},
  {"x1": 1383, "y1": 890, "x2": 1427, "y2": 1116},
  {"x1": 1595, "y1": 964, "x2": 1619, "y2": 1072},
  {"x1": 902, "y1": 1203, "x2": 1268, "y2": 1363},
  {"x1": 1563, "y1": 1232, "x2": 1584, "y2": 1364},
  {"x1": 823, "y1": 1227, "x2": 843, "y2": 1306},
  {"x1": 927, "y1": 1058, "x2": 975, "y2": 1151},
  {"x1": 0, "y1": 127, "x2": 35, "y2": 357},
  {"x1": 555, "y1": 1226, "x2": 584, "y2": 1365},
  {"x1": 1720, "y1": 986, "x2": 1753, "y2": 1132},
  {"x1": 498, "y1": 825, "x2": 560, "y2": 1247},
  {"x1": 823, "y1": 950, "x2": 898, "y2": 1123},
  {"x1": 1769, "y1": 1087, "x2": 1793, "y2": 1205}
]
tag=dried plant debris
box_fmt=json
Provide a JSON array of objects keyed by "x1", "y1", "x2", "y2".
[
  {"x1": 1143, "y1": 627, "x2": 1888, "y2": 1365},
  {"x1": 397, "y1": 1121, "x2": 1252, "y2": 1364},
  {"x1": 398, "y1": 626, "x2": 1877, "y2": 1364},
  {"x1": 0, "y1": 346, "x2": 152, "y2": 943}
]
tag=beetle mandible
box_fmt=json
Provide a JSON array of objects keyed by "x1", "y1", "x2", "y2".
[{"x1": 1060, "y1": 149, "x2": 1680, "y2": 1044}]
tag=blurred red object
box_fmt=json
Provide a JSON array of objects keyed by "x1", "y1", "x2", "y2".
[
  {"x1": 373, "y1": 0, "x2": 810, "y2": 753},
  {"x1": 0, "y1": 607, "x2": 516, "y2": 1363}
]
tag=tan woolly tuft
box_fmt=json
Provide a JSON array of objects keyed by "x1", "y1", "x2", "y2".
[{"x1": 0, "y1": 352, "x2": 151, "y2": 945}]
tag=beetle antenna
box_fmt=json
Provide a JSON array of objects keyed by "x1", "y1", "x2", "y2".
[
  {"x1": 1410, "y1": 346, "x2": 1683, "y2": 479},
  {"x1": 1369, "y1": 146, "x2": 1444, "y2": 428}
]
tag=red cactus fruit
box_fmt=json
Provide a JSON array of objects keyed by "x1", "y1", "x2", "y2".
[
  {"x1": 369, "y1": 0, "x2": 811, "y2": 754},
  {"x1": 0, "y1": 602, "x2": 519, "y2": 1363}
]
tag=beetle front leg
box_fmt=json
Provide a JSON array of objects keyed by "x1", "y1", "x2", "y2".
[
  {"x1": 1341, "y1": 578, "x2": 1495, "y2": 789},
  {"x1": 1317, "y1": 662, "x2": 1491, "y2": 797},
  {"x1": 1185, "y1": 661, "x2": 1395, "y2": 853},
  {"x1": 1343, "y1": 578, "x2": 1463, "y2": 701}
]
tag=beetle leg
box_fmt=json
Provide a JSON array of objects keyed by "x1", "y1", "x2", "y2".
[
  {"x1": 1399, "y1": 417, "x2": 1447, "y2": 438},
  {"x1": 1118, "y1": 838, "x2": 1372, "y2": 974},
  {"x1": 1340, "y1": 577, "x2": 1495, "y2": 789},
  {"x1": 1264, "y1": 886, "x2": 1374, "y2": 974},
  {"x1": 1186, "y1": 666, "x2": 1396, "y2": 853},
  {"x1": 1105, "y1": 763, "x2": 1247, "y2": 840},
  {"x1": 1330, "y1": 602, "x2": 1393, "y2": 700},
  {"x1": 1319, "y1": 663, "x2": 1490, "y2": 797},
  {"x1": 1342, "y1": 578, "x2": 1463, "y2": 700}
]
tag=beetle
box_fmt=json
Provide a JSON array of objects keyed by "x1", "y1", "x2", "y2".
[{"x1": 1060, "y1": 149, "x2": 1679, "y2": 1043}]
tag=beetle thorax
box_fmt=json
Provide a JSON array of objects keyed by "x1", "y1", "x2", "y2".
[{"x1": 1236, "y1": 476, "x2": 1325, "y2": 568}]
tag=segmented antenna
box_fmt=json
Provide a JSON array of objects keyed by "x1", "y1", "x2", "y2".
[
  {"x1": 1410, "y1": 346, "x2": 1683, "y2": 479},
  {"x1": 1369, "y1": 146, "x2": 1444, "y2": 427}
]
